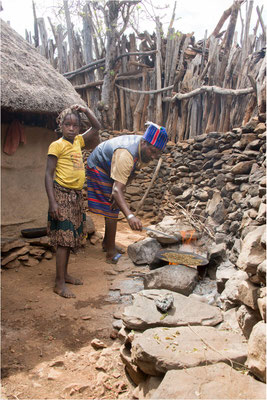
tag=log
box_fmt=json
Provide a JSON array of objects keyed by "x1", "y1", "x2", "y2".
[
  {"x1": 208, "y1": 0, "x2": 245, "y2": 40},
  {"x1": 32, "y1": 1, "x2": 39, "y2": 48},
  {"x1": 63, "y1": 58, "x2": 105, "y2": 78},
  {"x1": 241, "y1": 0, "x2": 254, "y2": 63},
  {"x1": 121, "y1": 35, "x2": 132, "y2": 130},
  {"x1": 128, "y1": 33, "x2": 139, "y2": 129},
  {"x1": 48, "y1": 18, "x2": 66, "y2": 73},
  {"x1": 256, "y1": 5, "x2": 266, "y2": 44},
  {"x1": 75, "y1": 80, "x2": 103, "y2": 90},
  {"x1": 133, "y1": 71, "x2": 149, "y2": 131},
  {"x1": 63, "y1": 0, "x2": 74, "y2": 71},
  {"x1": 116, "y1": 50, "x2": 157, "y2": 60},
  {"x1": 155, "y1": 17, "x2": 162, "y2": 125},
  {"x1": 167, "y1": 85, "x2": 254, "y2": 102},
  {"x1": 147, "y1": 70, "x2": 156, "y2": 122},
  {"x1": 115, "y1": 83, "x2": 174, "y2": 94},
  {"x1": 135, "y1": 157, "x2": 163, "y2": 216}
]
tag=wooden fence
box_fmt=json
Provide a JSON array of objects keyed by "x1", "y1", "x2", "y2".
[{"x1": 30, "y1": 1, "x2": 266, "y2": 141}]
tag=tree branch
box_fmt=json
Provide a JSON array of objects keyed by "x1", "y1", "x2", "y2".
[
  {"x1": 115, "y1": 83, "x2": 174, "y2": 94},
  {"x1": 63, "y1": 51, "x2": 157, "y2": 79},
  {"x1": 165, "y1": 85, "x2": 254, "y2": 102}
]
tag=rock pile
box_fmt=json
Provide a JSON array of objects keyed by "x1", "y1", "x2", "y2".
[
  {"x1": 1, "y1": 215, "x2": 98, "y2": 269},
  {"x1": 108, "y1": 116, "x2": 266, "y2": 398},
  {"x1": 1, "y1": 237, "x2": 53, "y2": 269}
]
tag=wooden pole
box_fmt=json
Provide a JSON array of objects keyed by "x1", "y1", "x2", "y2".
[
  {"x1": 155, "y1": 17, "x2": 162, "y2": 125},
  {"x1": 135, "y1": 157, "x2": 163, "y2": 216}
]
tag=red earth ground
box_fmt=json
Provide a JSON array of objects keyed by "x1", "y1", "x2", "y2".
[{"x1": 1, "y1": 214, "x2": 148, "y2": 399}]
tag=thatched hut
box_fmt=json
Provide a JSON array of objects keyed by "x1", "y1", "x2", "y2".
[{"x1": 1, "y1": 20, "x2": 86, "y2": 237}]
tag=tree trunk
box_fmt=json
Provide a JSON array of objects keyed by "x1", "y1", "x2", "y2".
[
  {"x1": 63, "y1": 0, "x2": 74, "y2": 71},
  {"x1": 100, "y1": 1, "x2": 120, "y2": 128}
]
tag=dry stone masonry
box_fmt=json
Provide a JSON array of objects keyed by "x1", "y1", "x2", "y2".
[{"x1": 114, "y1": 115, "x2": 266, "y2": 398}]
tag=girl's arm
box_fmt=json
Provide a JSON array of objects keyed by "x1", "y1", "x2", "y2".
[
  {"x1": 112, "y1": 181, "x2": 143, "y2": 231},
  {"x1": 72, "y1": 104, "x2": 101, "y2": 149},
  {"x1": 45, "y1": 155, "x2": 60, "y2": 220}
]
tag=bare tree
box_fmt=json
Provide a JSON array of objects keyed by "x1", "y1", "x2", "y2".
[{"x1": 94, "y1": 1, "x2": 140, "y2": 128}]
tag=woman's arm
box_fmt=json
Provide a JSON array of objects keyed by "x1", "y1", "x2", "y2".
[{"x1": 45, "y1": 155, "x2": 60, "y2": 220}]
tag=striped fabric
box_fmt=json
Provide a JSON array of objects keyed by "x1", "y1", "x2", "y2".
[
  {"x1": 86, "y1": 166, "x2": 120, "y2": 219},
  {"x1": 143, "y1": 122, "x2": 168, "y2": 150}
]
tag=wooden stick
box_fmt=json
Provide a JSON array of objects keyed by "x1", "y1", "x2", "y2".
[
  {"x1": 135, "y1": 157, "x2": 163, "y2": 216},
  {"x1": 115, "y1": 83, "x2": 174, "y2": 94},
  {"x1": 155, "y1": 17, "x2": 162, "y2": 125},
  {"x1": 256, "y1": 5, "x2": 266, "y2": 44},
  {"x1": 166, "y1": 85, "x2": 253, "y2": 102}
]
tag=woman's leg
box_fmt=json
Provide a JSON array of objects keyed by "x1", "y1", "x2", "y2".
[
  {"x1": 104, "y1": 217, "x2": 118, "y2": 260},
  {"x1": 54, "y1": 245, "x2": 76, "y2": 298}
]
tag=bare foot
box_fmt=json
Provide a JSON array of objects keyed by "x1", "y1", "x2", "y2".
[
  {"x1": 102, "y1": 243, "x2": 125, "y2": 254},
  {"x1": 54, "y1": 285, "x2": 76, "y2": 298},
  {"x1": 65, "y1": 274, "x2": 83, "y2": 285}
]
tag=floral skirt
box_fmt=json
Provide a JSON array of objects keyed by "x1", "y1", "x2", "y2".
[{"x1": 47, "y1": 182, "x2": 86, "y2": 249}]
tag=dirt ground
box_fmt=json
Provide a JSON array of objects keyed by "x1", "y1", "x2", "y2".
[{"x1": 1, "y1": 214, "x2": 147, "y2": 399}]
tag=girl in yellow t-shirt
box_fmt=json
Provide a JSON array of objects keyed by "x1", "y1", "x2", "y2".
[{"x1": 45, "y1": 104, "x2": 101, "y2": 298}]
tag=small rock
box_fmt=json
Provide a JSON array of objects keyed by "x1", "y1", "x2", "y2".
[
  {"x1": 110, "y1": 330, "x2": 119, "y2": 340},
  {"x1": 155, "y1": 293, "x2": 174, "y2": 312},
  {"x1": 91, "y1": 338, "x2": 107, "y2": 350}
]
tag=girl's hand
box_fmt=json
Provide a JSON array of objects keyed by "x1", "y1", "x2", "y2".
[
  {"x1": 71, "y1": 104, "x2": 88, "y2": 114},
  {"x1": 49, "y1": 201, "x2": 60, "y2": 220}
]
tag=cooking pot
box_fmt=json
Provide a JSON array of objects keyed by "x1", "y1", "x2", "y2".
[{"x1": 149, "y1": 249, "x2": 209, "y2": 270}]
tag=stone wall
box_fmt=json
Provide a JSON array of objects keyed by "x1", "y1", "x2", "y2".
[
  {"x1": 128, "y1": 118, "x2": 266, "y2": 233},
  {"x1": 126, "y1": 117, "x2": 266, "y2": 369}
]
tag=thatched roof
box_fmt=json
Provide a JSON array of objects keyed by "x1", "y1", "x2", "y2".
[{"x1": 1, "y1": 19, "x2": 86, "y2": 114}]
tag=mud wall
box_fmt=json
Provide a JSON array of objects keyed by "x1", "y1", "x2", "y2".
[{"x1": 1, "y1": 124, "x2": 57, "y2": 237}]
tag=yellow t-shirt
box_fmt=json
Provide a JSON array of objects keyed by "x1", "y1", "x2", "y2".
[
  {"x1": 48, "y1": 135, "x2": 85, "y2": 190},
  {"x1": 110, "y1": 147, "x2": 146, "y2": 185}
]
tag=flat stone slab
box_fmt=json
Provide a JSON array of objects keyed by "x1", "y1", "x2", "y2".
[
  {"x1": 122, "y1": 289, "x2": 223, "y2": 330},
  {"x1": 143, "y1": 264, "x2": 198, "y2": 296},
  {"x1": 131, "y1": 326, "x2": 247, "y2": 375},
  {"x1": 150, "y1": 362, "x2": 266, "y2": 399}
]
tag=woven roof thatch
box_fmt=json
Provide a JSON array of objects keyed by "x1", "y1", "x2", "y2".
[{"x1": 1, "y1": 19, "x2": 86, "y2": 114}]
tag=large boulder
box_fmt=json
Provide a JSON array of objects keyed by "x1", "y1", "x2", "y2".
[
  {"x1": 143, "y1": 265, "x2": 198, "y2": 296},
  {"x1": 237, "y1": 280, "x2": 260, "y2": 310},
  {"x1": 236, "y1": 225, "x2": 266, "y2": 275},
  {"x1": 219, "y1": 270, "x2": 248, "y2": 311},
  {"x1": 257, "y1": 260, "x2": 266, "y2": 284},
  {"x1": 127, "y1": 238, "x2": 162, "y2": 265},
  {"x1": 122, "y1": 289, "x2": 223, "y2": 330},
  {"x1": 150, "y1": 363, "x2": 266, "y2": 399},
  {"x1": 246, "y1": 321, "x2": 266, "y2": 383},
  {"x1": 236, "y1": 305, "x2": 262, "y2": 339},
  {"x1": 257, "y1": 287, "x2": 266, "y2": 321}
]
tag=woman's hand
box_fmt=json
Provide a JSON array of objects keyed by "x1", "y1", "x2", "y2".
[{"x1": 128, "y1": 216, "x2": 142, "y2": 231}]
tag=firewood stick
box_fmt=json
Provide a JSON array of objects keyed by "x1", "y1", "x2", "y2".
[{"x1": 135, "y1": 157, "x2": 163, "y2": 216}]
